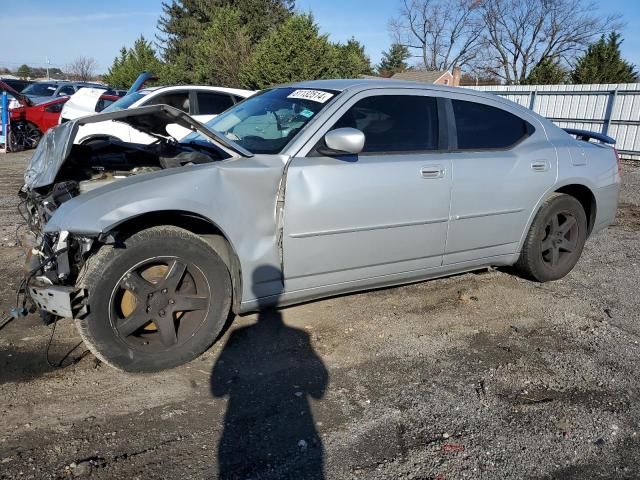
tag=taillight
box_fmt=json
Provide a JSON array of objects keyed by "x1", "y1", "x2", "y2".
[{"x1": 614, "y1": 148, "x2": 622, "y2": 176}]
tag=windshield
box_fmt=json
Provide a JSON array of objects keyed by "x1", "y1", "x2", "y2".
[
  {"x1": 183, "y1": 87, "x2": 338, "y2": 154},
  {"x1": 23, "y1": 83, "x2": 57, "y2": 97},
  {"x1": 102, "y1": 91, "x2": 147, "y2": 113}
]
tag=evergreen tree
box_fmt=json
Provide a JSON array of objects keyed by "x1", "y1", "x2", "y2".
[
  {"x1": 572, "y1": 33, "x2": 638, "y2": 84},
  {"x1": 17, "y1": 64, "x2": 31, "y2": 79},
  {"x1": 103, "y1": 37, "x2": 163, "y2": 88},
  {"x1": 523, "y1": 58, "x2": 568, "y2": 85},
  {"x1": 240, "y1": 14, "x2": 334, "y2": 89},
  {"x1": 193, "y1": 7, "x2": 253, "y2": 87},
  {"x1": 332, "y1": 38, "x2": 373, "y2": 78},
  {"x1": 157, "y1": 0, "x2": 295, "y2": 81},
  {"x1": 377, "y1": 44, "x2": 411, "y2": 77},
  {"x1": 240, "y1": 14, "x2": 372, "y2": 89}
]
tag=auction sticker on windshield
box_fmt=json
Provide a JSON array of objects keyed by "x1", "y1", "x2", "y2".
[{"x1": 287, "y1": 89, "x2": 334, "y2": 103}]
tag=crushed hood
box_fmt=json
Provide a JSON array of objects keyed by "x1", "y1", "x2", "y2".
[{"x1": 24, "y1": 104, "x2": 251, "y2": 189}]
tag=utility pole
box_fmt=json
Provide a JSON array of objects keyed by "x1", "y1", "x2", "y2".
[{"x1": 46, "y1": 58, "x2": 50, "y2": 79}]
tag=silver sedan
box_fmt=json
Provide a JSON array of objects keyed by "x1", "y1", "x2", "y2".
[{"x1": 21, "y1": 79, "x2": 620, "y2": 371}]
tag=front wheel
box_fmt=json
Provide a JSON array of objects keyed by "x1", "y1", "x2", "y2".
[
  {"x1": 516, "y1": 193, "x2": 587, "y2": 282},
  {"x1": 76, "y1": 226, "x2": 232, "y2": 372}
]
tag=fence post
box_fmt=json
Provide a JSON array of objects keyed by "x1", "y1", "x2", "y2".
[
  {"x1": 603, "y1": 89, "x2": 618, "y2": 137},
  {"x1": 528, "y1": 88, "x2": 537, "y2": 111}
]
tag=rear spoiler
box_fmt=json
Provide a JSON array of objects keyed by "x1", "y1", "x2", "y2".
[{"x1": 564, "y1": 128, "x2": 615, "y2": 145}]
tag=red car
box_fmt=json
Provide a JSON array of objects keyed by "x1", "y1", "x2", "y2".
[
  {"x1": 0, "y1": 81, "x2": 120, "y2": 149},
  {"x1": 1, "y1": 80, "x2": 69, "y2": 148}
]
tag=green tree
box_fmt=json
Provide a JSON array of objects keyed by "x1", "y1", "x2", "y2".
[
  {"x1": 240, "y1": 14, "x2": 333, "y2": 89},
  {"x1": 103, "y1": 36, "x2": 163, "y2": 88},
  {"x1": 16, "y1": 64, "x2": 31, "y2": 79},
  {"x1": 523, "y1": 58, "x2": 568, "y2": 85},
  {"x1": 241, "y1": 14, "x2": 372, "y2": 89},
  {"x1": 377, "y1": 43, "x2": 411, "y2": 77},
  {"x1": 332, "y1": 38, "x2": 373, "y2": 78},
  {"x1": 572, "y1": 33, "x2": 638, "y2": 84},
  {"x1": 157, "y1": 0, "x2": 294, "y2": 81},
  {"x1": 192, "y1": 7, "x2": 253, "y2": 87}
]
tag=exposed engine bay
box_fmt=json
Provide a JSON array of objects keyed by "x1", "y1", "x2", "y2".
[{"x1": 17, "y1": 104, "x2": 237, "y2": 321}]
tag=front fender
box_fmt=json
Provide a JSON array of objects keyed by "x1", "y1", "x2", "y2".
[
  {"x1": 45, "y1": 157, "x2": 287, "y2": 304},
  {"x1": 45, "y1": 166, "x2": 220, "y2": 234}
]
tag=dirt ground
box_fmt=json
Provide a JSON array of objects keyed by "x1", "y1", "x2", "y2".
[{"x1": 1, "y1": 150, "x2": 639, "y2": 480}]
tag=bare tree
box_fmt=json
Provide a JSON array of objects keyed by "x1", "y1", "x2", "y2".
[
  {"x1": 390, "y1": 0, "x2": 483, "y2": 71},
  {"x1": 479, "y1": 0, "x2": 621, "y2": 84},
  {"x1": 66, "y1": 56, "x2": 97, "y2": 81}
]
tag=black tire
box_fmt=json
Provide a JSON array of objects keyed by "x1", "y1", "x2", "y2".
[
  {"x1": 75, "y1": 226, "x2": 232, "y2": 372},
  {"x1": 516, "y1": 193, "x2": 587, "y2": 282},
  {"x1": 23, "y1": 123, "x2": 42, "y2": 149}
]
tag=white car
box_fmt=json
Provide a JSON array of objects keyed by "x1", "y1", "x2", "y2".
[{"x1": 64, "y1": 85, "x2": 255, "y2": 144}]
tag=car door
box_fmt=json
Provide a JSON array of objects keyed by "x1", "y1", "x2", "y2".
[
  {"x1": 443, "y1": 97, "x2": 557, "y2": 265},
  {"x1": 282, "y1": 90, "x2": 452, "y2": 292}
]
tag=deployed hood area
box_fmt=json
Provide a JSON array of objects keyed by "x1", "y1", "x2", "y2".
[{"x1": 24, "y1": 104, "x2": 250, "y2": 189}]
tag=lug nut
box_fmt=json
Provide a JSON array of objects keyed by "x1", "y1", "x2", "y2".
[
  {"x1": 159, "y1": 309, "x2": 166, "y2": 317},
  {"x1": 169, "y1": 299, "x2": 175, "y2": 304},
  {"x1": 162, "y1": 288, "x2": 168, "y2": 294}
]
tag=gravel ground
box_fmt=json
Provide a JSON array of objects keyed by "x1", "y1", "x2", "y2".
[{"x1": 1, "y1": 151, "x2": 639, "y2": 480}]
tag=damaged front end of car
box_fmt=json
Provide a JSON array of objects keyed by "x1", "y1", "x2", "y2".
[{"x1": 18, "y1": 104, "x2": 242, "y2": 322}]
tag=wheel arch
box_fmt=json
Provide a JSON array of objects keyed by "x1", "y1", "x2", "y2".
[
  {"x1": 553, "y1": 183, "x2": 597, "y2": 235},
  {"x1": 79, "y1": 134, "x2": 121, "y2": 145},
  {"x1": 108, "y1": 210, "x2": 243, "y2": 313}
]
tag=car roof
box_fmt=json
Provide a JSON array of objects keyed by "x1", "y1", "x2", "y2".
[
  {"x1": 138, "y1": 85, "x2": 255, "y2": 97},
  {"x1": 286, "y1": 78, "x2": 485, "y2": 96},
  {"x1": 286, "y1": 78, "x2": 540, "y2": 118},
  {"x1": 30, "y1": 80, "x2": 104, "y2": 86}
]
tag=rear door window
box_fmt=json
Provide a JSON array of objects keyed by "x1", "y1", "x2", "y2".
[
  {"x1": 452, "y1": 100, "x2": 532, "y2": 150},
  {"x1": 331, "y1": 94, "x2": 439, "y2": 153},
  {"x1": 146, "y1": 91, "x2": 191, "y2": 113},
  {"x1": 196, "y1": 92, "x2": 235, "y2": 115}
]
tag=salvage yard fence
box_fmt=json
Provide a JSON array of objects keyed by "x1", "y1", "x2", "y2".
[{"x1": 466, "y1": 83, "x2": 640, "y2": 161}]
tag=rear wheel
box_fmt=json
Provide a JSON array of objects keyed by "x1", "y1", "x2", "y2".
[
  {"x1": 516, "y1": 193, "x2": 587, "y2": 282},
  {"x1": 76, "y1": 226, "x2": 232, "y2": 372}
]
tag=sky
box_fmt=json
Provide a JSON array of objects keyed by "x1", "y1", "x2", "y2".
[{"x1": 1, "y1": 0, "x2": 639, "y2": 75}]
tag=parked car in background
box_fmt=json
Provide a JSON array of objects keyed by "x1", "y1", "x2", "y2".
[
  {"x1": 0, "y1": 80, "x2": 70, "y2": 148},
  {"x1": 66, "y1": 85, "x2": 255, "y2": 144},
  {"x1": 60, "y1": 72, "x2": 158, "y2": 123},
  {"x1": 22, "y1": 80, "x2": 105, "y2": 104},
  {"x1": 59, "y1": 88, "x2": 122, "y2": 121},
  {"x1": 20, "y1": 79, "x2": 620, "y2": 372},
  {"x1": 1, "y1": 78, "x2": 33, "y2": 92}
]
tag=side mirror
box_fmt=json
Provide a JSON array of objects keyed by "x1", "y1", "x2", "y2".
[{"x1": 320, "y1": 127, "x2": 365, "y2": 155}]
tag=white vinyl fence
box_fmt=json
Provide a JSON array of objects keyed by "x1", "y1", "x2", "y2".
[{"x1": 466, "y1": 83, "x2": 640, "y2": 160}]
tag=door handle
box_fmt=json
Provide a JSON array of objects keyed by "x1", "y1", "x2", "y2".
[
  {"x1": 421, "y1": 165, "x2": 445, "y2": 179},
  {"x1": 531, "y1": 160, "x2": 549, "y2": 172}
]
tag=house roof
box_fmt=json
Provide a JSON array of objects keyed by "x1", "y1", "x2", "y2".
[{"x1": 391, "y1": 70, "x2": 450, "y2": 83}]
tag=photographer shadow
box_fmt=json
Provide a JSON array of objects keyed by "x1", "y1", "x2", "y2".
[{"x1": 211, "y1": 265, "x2": 328, "y2": 479}]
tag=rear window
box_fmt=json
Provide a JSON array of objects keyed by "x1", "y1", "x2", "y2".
[
  {"x1": 23, "y1": 83, "x2": 57, "y2": 97},
  {"x1": 452, "y1": 100, "x2": 532, "y2": 150}
]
